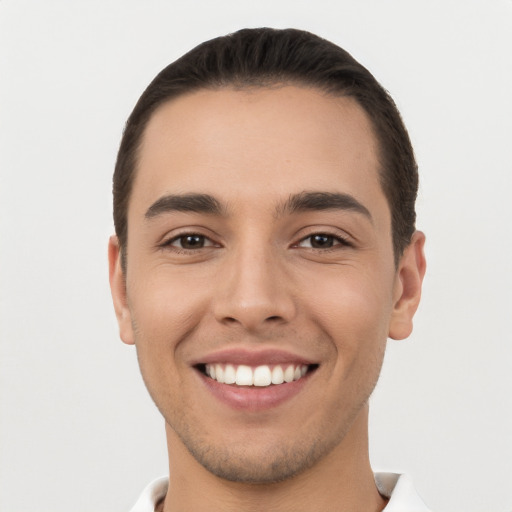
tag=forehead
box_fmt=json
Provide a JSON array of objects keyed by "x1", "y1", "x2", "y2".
[{"x1": 132, "y1": 86, "x2": 386, "y2": 222}]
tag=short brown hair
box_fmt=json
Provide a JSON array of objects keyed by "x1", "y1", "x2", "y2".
[{"x1": 113, "y1": 28, "x2": 418, "y2": 268}]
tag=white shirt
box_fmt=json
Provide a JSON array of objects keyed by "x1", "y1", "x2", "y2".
[{"x1": 130, "y1": 473, "x2": 431, "y2": 511}]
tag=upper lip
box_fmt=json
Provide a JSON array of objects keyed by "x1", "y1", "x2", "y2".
[{"x1": 190, "y1": 348, "x2": 316, "y2": 367}]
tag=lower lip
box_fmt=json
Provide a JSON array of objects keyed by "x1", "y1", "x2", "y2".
[{"x1": 198, "y1": 371, "x2": 311, "y2": 411}]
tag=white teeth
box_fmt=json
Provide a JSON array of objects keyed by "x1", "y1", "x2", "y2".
[
  {"x1": 205, "y1": 363, "x2": 310, "y2": 387},
  {"x1": 271, "y1": 365, "x2": 284, "y2": 385},
  {"x1": 253, "y1": 365, "x2": 272, "y2": 386},
  {"x1": 283, "y1": 365, "x2": 295, "y2": 383},
  {"x1": 215, "y1": 364, "x2": 224, "y2": 382},
  {"x1": 224, "y1": 364, "x2": 236, "y2": 384},
  {"x1": 235, "y1": 365, "x2": 253, "y2": 386}
]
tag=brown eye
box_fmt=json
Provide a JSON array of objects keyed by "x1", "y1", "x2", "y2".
[
  {"x1": 310, "y1": 234, "x2": 334, "y2": 248},
  {"x1": 168, "y1": 234, "x2": 212, "y2": 250},
  {"x1": 297, "y1": 233, "x2": 350, "y2": 249},
  {"x1": 180, "y1": 235, "x2": 205, "y2": 249}
]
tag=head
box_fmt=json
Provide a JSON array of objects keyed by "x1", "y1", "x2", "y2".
[
  {"x1": 113, "y1": 28, "x2": 418, "y2": 271},
  {"x1": 109, "y1": 28, "x2": 425, "y2": 486}
]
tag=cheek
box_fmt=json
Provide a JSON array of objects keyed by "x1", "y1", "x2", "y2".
[
  {"x1": 127, "y1": 269, "x2": 210, "y2": 358},
  {"x1": 316, "y1": 275, "x2": 390, "y2": 400},
  {"x1": 303, "y1": 267, "x2": 394, "y2": 353},
  {"x1": 127, "y1": 271, "x2": 210, "y2": 415}
]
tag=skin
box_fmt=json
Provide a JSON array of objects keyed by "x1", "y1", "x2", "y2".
[{"x1": 109, "y1": 86, "x2": 426, "y2": 512}]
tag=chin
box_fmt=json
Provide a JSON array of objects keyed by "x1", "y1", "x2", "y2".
[
  {"x1": 171, "y1": 417, "x2": 351, "y2": 485},
  {"x1": 187, "y1": 441, "x2": 324, "y2": 484}
]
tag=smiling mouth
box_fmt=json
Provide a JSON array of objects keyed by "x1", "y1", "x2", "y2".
[{"x1": 197, "y1": 363, "x2": 319, "y2": 387}]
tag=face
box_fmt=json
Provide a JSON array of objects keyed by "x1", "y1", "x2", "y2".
[{"x1": 110, "y1": 86, "x2": 424, "y2": 483}]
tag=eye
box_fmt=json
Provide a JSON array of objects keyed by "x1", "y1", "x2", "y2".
[
  {"x1": 297, "y1": 233, "x2": 350, "y2": 249},
  {"x1": 165, "y1": 234, "x2": 216, "y2": 250}
]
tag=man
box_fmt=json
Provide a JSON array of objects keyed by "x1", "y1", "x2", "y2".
[{"x1": 109, "y1": 28, "x2": 428, "y2": 511}]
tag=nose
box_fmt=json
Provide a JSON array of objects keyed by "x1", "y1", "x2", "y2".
[{"x1": 213, "y1": 244, "x2": 296, "y2": 332}]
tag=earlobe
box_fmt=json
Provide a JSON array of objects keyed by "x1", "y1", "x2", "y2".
[
  {"x1": 388, "y1": 231, "x2": 426, "y2": 340},
  {"x1": 108, "y1": 235, "x2": 135, "y2": 345}
]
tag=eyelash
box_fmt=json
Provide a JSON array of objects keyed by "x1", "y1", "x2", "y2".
[
  {"x1": 159, "y1": 233, "x2": 218, "y2": 253},
  {"x1": 160, "y1": 231, "x2": 352, "y2": 253},
  {"x1": 295, "y1": 232, "x2": 353, "y2": 251}
]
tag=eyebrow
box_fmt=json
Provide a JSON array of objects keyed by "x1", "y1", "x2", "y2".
[
  {"x1": 278, "y1": 191, "x2": 372, "y2": 221},
  {"x1": 145, "y1": 193, "x2": 224, "y2": 219},
  {"x1": 144, "y1": 190, "x2": 372, "y2": 222}
]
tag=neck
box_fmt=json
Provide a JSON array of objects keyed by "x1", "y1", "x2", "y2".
[{"x1": 162, "y1": 405, "x2": 387, "y2": 512}]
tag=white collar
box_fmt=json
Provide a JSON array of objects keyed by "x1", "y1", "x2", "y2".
[
  {"x1": 130, "y1": 473, "x2": 431, "y2": 512},
  {"x1": 375, "y1": 472, "x2": 431, "y2": 511}
]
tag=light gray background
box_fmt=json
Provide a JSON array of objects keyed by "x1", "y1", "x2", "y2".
[{"x1": 1, "y1": 1, "x2": 511, "y2": 511}]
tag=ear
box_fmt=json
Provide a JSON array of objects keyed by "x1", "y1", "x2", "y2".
[
  {"x1": 388, "y1": 231, "x2": 426, "y2": 340},
  {"x1": 108, "y1": 235, "x2": 135, "y2": 345}
]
